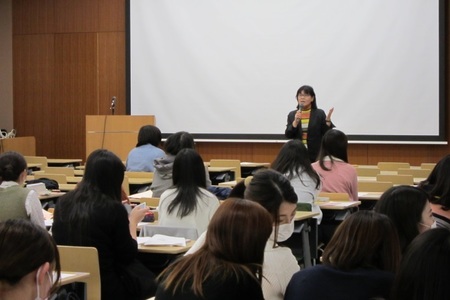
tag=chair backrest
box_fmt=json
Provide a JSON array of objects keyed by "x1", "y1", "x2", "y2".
[
  {"x1": 209, "y1": 159, "x2": 241, "y2": 180},
  {"x1": 34, "y1": 173, "x2": 68, "y2": 184},
  {"x1": 318, "y1": 192, "x2": 351, "y2": 201},
  {"x1": 358, "y1": 181, "x2": 393, "y2": 192},
  {"x1": 356, "y1": 166, "x2": 380, "y2": 177},
  {"x1": 24, "y1": 155, "x2": 48, "y2": 168},
  {"x1": 42, "y1": 167, "x2": 75, "y2": 176},
  {"x1": 377, "y1": 162, "x2": 411, "y2": 171},
  {"x1": 397, "y1": 168, "x2": 431, "y2": 178},
  {"x1": 376, "y1": 174, "x2": 414, "y2": 185},
  {"x1": 420, "y1": 163, "x2": 437, "y2": 170},
  {"x1": 140, "y1": 225, "x2": 199, "y2": 240},
  {"x1": 57, "y1": 245, "x2": 101, "y2": 300}
]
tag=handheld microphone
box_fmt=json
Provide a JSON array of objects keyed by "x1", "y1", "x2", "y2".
[{"x1": 298, "y1": 104, "x2": 304, "y2": 112}]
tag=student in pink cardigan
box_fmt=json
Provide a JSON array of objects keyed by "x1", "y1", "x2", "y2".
[{"x1": 312, "y1": 129, "x2": 358, "y2": 201}]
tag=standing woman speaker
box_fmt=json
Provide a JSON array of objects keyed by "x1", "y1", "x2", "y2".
[{"x1": 285, "y1": 85, "x2": 334, "y2": 163}]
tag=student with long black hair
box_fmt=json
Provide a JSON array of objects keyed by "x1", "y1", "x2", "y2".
[
  {"x1": 53, "y1": 149, "x2": 156, "y2": 299},
  {"x1": 158, "y1": 148, "x2": 220, "y2": 237},
  {"x1": 272, "y1": 139, "x2": 322, "y2": 223}
]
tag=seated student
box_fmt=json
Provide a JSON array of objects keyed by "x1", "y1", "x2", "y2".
[
  {"x1": 418, "y1": 155, "x2": 450, "y2": 230},
  {"x1": 53, "y1": 149, "x2": 157, "y2": 299},
  {"x1": 158, "y1": 149, "x2": 220, "y2": 237},
  {"x1": 0, "y1": 219, "x2": 61, "y2": 300},
  {"x1": 391, "y1": 228, "x2": 450, "y2": 300},
  {"x1": 272, "y1": 139, "x2": 323, "y2": 223},
  {"x1": 126, "y1": 125, "x2": 165, "y2": 172},
  {"x1": 186, "y1": 169, "x2": 300, "y2": 300},
  {"x1": 285, "y1": 211, "x2": 401, "y2": 300},
  {"x1": 0, "y1": 151, "x2": 45, "y2": 228},
  {"x1": 374, "y1": 185, "x2": 435, "y2": 253},
  {"x1": 312, "y1": 129, "x2": 357, "y2": 201},
  {"x1": 155, "y1": 198, "x2": 272, "y2": 300},
  {"x1": 151, "y1": 131, "x2": 212, "y2": 197}
]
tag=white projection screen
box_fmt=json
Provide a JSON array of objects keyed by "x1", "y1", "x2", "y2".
[{"x1": 127, "y1": 0, "x2": 445, "y2": 143}]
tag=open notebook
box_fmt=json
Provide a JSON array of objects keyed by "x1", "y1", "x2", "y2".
[{"x1": 137, "y1": 234, "x2": 187, "y2": 247}]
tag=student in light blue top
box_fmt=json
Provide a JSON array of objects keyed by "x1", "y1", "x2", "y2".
[{"x1": 126, "y1": 125, "x2": 165, "y2": 172}]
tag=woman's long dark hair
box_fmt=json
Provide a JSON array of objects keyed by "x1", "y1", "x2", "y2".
[
  {"x1": 168, "y1": 148, "x2": 207, "y2": 218},
  {"x1": 420, "y1": 155, "x2": 450, "y2": 210},
  {"x1": 158, "y1": 199, "x2": 272, "y2": 297},
  {"x1": 374, "y1": 185, "x2": 430, "y2": 253},
  {"x1": 272, "y1": 140, "x2": 320, "y2": 189},
  {"x1": 60, "y1": 149, "x2": 125, "y2": 244},
  {"x1": 317, "y1": 129, "x2": 349, "y2": 171},
  {"x1": 323, "y1": 211, "x2": 400, "y2": 272}
]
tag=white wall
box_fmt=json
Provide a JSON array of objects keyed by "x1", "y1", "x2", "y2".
[{"x1": 0, "y1": 0, "x2": 13, "y2": 131}]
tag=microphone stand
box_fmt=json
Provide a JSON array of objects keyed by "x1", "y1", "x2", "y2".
[{"x1": 110, "y1": 96, "x2": 116, "y2": 115}]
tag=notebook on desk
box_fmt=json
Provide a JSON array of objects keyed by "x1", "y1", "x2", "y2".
[{"x1": 27, "y1": 182, "x2": 51, "y2": 196}]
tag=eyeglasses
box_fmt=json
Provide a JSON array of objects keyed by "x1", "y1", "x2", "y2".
[{"x1": 298, "y1": 94, "x2": 311, "y2": 98}]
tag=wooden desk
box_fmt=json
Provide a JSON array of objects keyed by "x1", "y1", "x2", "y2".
[
  {"x1": 316, "y1": 201, "x2": 361, "y2": 210},
  {"x1": 295, "y1": 211, "x2": 319, "y2": 221},
  {"x1": 240, "y1": 162, "x2": 270, "y2": 177},
  {"x1": 358, "y1": 176, "x2": 424, "y2": 185},
  {"x1": 59, "y1": 271, "x2": 90, "y2": 300},
  {"x1": 60, "y1": 271, "x2": 90, "y2": 285},
  {"x1": 59, "y1": 183, "x2": 77, "y2": 191},
  {"x1": 67, "y1": 176, "x2": 82, "y2": 184},
  {"x1": 39, "y1": 191, "x2": 65, "y2": 201},
  {"x1": 208, "y1": 167, "x2": 236, "y2": 184},
  {"x1": 138, "y1": 240, "x2": 195, "y2": 254},
  {"x1": 358, "y1": 192, "x2": 383, "y2": 201},
  {"x1": 47, "y1": 158, "x2": 82, "y2": 167},
  {"x1": 74, "y1": 169, "x2": 84, "y2": 176},
  {"x1": 218, "y1": 180, "x2": 237, "y2": 188},
  {"x1": 128, "y1": 177, "x2": 153, "y2": 185},
  {"x1": 27, "y1": 163, "x2": 42, "y2": 170}
]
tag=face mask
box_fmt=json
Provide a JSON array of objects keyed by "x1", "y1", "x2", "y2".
[
  {"x1": 35, "y1": 267, "x2": 54, "y2": 300},
  {"x1": 276, "y1": 219, "x2": 295, "y2": 242},
  {"x1": 420, "y1": 221, "x2": 437, "y2": 229}
]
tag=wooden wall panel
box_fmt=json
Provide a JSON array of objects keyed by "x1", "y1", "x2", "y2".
[
  {"x1": 98, "y1": 32, "x2": 126, "y2": 115},
  {"x1": 98, "y1": 0, "x2": 126, "y2": 32},
  {"x1": 13, "y1": 34, "x2": 54, "y2": 156},
  {"x1": 55, "y1": 0, "x2": 98, "y2": 33},
  {"x1": 12, "y1": 0, "x2": 54, "y2": 34},
  {"x1": 51, "y1": 33, "x2": 98, "y2": 159}
]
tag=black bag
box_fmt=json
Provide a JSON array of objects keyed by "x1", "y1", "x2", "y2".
[
  {"x1": 117, "y1": 259, "x2": 157, "y2": 300},
  {"x1": 26, "y1": 178, "x2": 59, "y2": 190}
]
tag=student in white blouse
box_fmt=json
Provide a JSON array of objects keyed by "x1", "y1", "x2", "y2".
[
  {"x1": 158, "y1": 148, "x2": 220, "y2": 237},
  {"x1": 0, "y1": 151, "x2": 45, "y2": 228}
]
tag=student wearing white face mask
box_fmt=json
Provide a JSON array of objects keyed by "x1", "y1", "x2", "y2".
[
  {"x1": 185, "y1": 169, "x2": 300, "y2": 300},
  {"x1": 0, "y1": 219, "x2": 61, "y2": 300}
]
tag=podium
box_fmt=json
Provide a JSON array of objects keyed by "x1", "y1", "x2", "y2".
[
  {"x1": 0, "y1": 136, "x2": 36, "y2": 155},
  {"x1": 86, "y1": 115, "x2": 155, "y2": 161}
]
